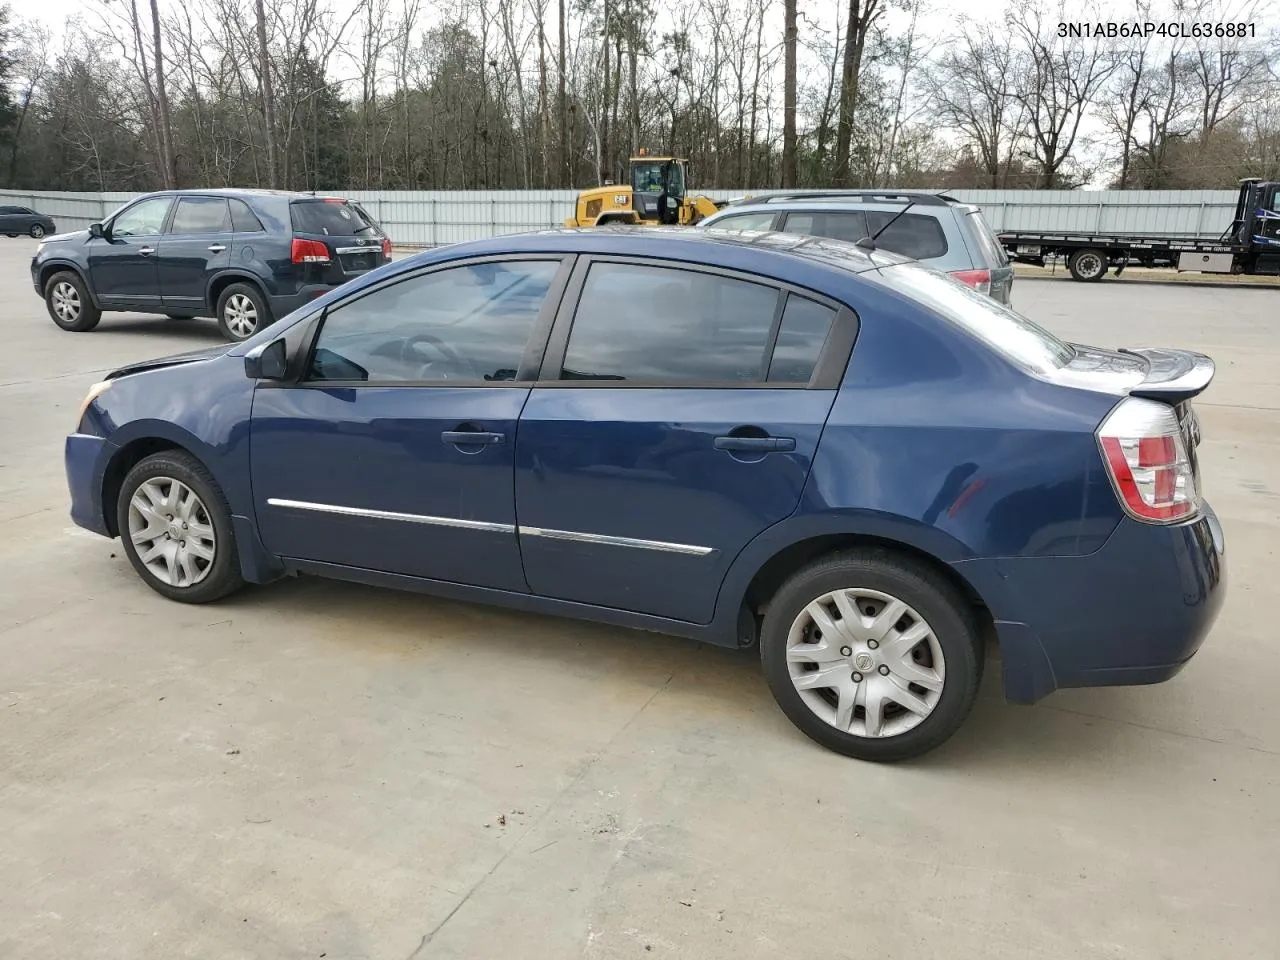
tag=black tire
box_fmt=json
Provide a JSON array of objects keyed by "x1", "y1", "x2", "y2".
[
  {"x1": 1067, "y1": 248, "x2": 1108, "y2": 282},
  {"x1": 6, "y1": 233, "x2": 16, "y2": 238},
  {"x1": 116, "y1": 450, "x2": 245, "y2": 604},
  {"x1": 44, "y1": 270, "x2": 102, "y2": 332},
  {"x1": 759, "y1": 548, "x2": 983, "y2": 762},
  {"x1": 215, "y1": 282, "x2": 272, "y2": 342},
  {"x1": 30, "y1": 223, "x2": 46, "y2": 239},
  {"x1": 166, "y1": 313, "x2": 196, "y2": 320}
]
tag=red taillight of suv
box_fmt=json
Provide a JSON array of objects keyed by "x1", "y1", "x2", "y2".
[
  {"x1": 382, "y1": 236, "x2": 392, "y2": 258},
  {"x1": 291, "y1": 238, "x2": 331, "y2": 264},
  {"x1": 1098, "y1": 397, "x2": 1199, "y2": 523},
  {"x1": 949, "y1": 268, "x2": 991, "y2": 295}
]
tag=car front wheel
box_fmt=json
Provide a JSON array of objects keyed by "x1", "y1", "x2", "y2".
[
  {"x1": 44, "y1": 271, "x2": 102, "y2": 332},
  {"x1": 116, "y1": 451, "x2": 245, "y2": 603},
  {"x1": 760, "y1": 548, "x2": 983, "y2": 762},
  {"x1": 216, "y1": 282, "x2": 271, "y2": 342}
]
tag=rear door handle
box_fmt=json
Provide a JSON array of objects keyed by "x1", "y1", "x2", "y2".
[
  {"x1": 714, "y1": 436, "x2": 796, "y2": 453},
  {"x1": 138, "y1": 246, "x2": 155, "y2": 256},
  {"x1": 207, "y1": 244, "x2": 227, "y2": 253},
  {"x1": 441, "y1": 430, "x2": 505, "y2": 446}
]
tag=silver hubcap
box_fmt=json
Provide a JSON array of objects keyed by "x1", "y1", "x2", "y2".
[
  {"x1": 32, "y1": 225, "x2": 44, "y2": 238},
  {"x1": 128, "y1": 478, "x2": 216, "y2": 588},
  {"x1": 224, "y1": 294, "x2": 258, "y2": 338},
  {"x1": 786, "y1": 588, "x2": 946, "y2": 739},
  {"x1": 51, "y1": 281, "x2": 80, "y2": 322},
  {"x1": 1076, "y1": 253, "x2": 1102, "y2": 277}
]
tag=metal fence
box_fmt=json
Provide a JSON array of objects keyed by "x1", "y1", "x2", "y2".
[{"x1": 0, "y1": 187, "x2": 1241, "y2": 245}]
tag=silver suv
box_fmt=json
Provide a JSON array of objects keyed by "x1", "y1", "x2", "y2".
[{"x1": 699, "y1": 190, "x2": 1014, "y2": 305}]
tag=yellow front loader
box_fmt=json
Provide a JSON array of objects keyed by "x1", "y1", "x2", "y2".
[{"x1": 565, "y1": 152, "x2": 726, "y2": 228}]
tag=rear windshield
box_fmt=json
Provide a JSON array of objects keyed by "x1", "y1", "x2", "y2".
[
  {"x1": 290, "y1": 200, "x2": 380, "y2": 237},
  {"x1": 875, "y1": 262, "x2": 1074, "y2": 373},
  {"x1": 965, "y1": 210, "x2": 1009, "y2": 266}
]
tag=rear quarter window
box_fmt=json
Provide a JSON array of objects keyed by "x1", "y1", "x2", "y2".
[{"x1": 864, "y1": 211, "x2": 948, "y2": 261}]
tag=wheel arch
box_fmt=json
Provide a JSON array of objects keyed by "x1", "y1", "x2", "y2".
[
  {"x1": 714, "y1": 514, "x2": 999, "y2": 650},
  {"x1": 207, "y1": 271, "x2": 268, "y2": 313},
  {"x1": 100, "y1": 436, "x2": 198, "y2": 537},
  {"x1": 38, "y1": 260, "x2": 100, "y2": 308}
]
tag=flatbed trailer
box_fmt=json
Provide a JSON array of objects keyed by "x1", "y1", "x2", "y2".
[{"x1": 998, "y1": 178, "x2": 1280, "y2": 282}]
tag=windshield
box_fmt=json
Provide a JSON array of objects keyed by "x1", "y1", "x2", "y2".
[
  {"x1": 875, "y1": 262, "x2": 1073, "y2": 374},
  {"x1": 290, "y1": 199, "x2": 381, "y2": 237},
  {"x1": 631, "y1": 161, "x2": 684, "y2": 197}
]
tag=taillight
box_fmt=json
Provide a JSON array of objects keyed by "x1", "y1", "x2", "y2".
[
  {"x1": 1098, "y1": 397, "x2": 1199, "y2": 523},
  {"x1": 291, "y1": 237, "x2": 331, "y2": 264},
  {"x1": 949, "y1": 268, "x2": 991, "y2": 295},
  {"x1": 382, "y1": 236, "x2": 392, "y2": 258}
]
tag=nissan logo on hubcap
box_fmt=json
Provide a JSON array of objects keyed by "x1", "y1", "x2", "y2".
[{"x1": 854, "y1": 652, "x2": 875, "y2": 672}]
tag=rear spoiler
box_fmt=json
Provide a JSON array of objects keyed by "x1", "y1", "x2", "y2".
[{"x1": 1119, "y1": 347, "x2": 1215, "y2": 404}]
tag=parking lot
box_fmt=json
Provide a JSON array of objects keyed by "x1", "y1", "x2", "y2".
[{"x1": 2, "y1": 235, "x2": 1277, "y2": 959}]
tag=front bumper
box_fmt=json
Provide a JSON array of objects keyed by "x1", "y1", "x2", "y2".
[
  {"x1": 65, "y1": 433, "x2": 113, "y2": 537},
  {"x1": 956, "y1": 504, "x2": 1227, "y2": 703}
]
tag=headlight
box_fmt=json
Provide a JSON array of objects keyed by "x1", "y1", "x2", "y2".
[{"x1": 78, "y1": 380, "x2": 112, "y2": 421}]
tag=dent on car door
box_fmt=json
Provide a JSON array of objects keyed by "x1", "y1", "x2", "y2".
[
  {"x1": 514, "y1": 258, "x2": 853, "y2": 624},
  {"x1": 250, "y1": 256, "x2": 570, "y2": 591}
]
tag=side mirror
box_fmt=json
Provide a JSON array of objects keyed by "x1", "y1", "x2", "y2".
[
  {"x1": 88, "y1": 222, "x2": 105, "y2": 239},
  {"x1": 244, "y1": 338, "x2": 288, "y2": 380}
]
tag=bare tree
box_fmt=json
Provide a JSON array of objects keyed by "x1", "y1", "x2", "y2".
[
  {"x1": 927, "y1": 18, "x2": 1025, "y2": 187},
  {"x1": 782, "y1": 0, "x2": 797, "y2": 186},
  {"x1": 7, "y1": 18, "x2": 51, "y2": 187},
  {"x1": 1008, "y1": 0, "x2": 1117, "y2": 188},
  {"x1": 254, "y1": 0, "x2": 279, "y2": 188},
  {"x1": 832, "y1": 0, "x2": 884, "y2": 186}
]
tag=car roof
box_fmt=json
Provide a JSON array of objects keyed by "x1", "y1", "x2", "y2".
[
  {"x1": 132, "y1": 188, "x2": 347, "y2": 200},
  {"x1": 717, "y1": 191, "x2": 979, "y2": 215},
  {"x1": 403, "y1": 226, "x2": 911, "y2": 276}
]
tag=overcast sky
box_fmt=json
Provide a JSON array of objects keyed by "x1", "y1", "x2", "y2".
[{"x1": 18, "y1": 0, "x2": 1276, "y2": 190}]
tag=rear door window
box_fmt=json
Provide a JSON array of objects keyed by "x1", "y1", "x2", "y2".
[
  {"x1": 559, "y1": 262, "x2": 783, "y2": 383},
  {"x1": 168, "y1": 197, "x2": 231, "y2": 235},
  {"x1": 783, "y1": 211, "x2": 869, "y2": 244},
  {"x1": 863, "y1": 211, "x2": 948, "y2": 260},
  {"x1": 291, "y1": 200, "x2": 379, "y2": 237},
  {"x1": 708, "y1": 211, "x2": 779, "y2": 231}
]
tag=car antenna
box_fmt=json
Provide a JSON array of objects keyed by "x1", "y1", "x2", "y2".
[{"x1": 855, "y1": 199, "x2": 916, "y2": 251}]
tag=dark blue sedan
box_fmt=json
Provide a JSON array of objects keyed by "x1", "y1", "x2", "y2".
[{"x1": 63, "y1": 228, "x2": 1226, "y2": 760}]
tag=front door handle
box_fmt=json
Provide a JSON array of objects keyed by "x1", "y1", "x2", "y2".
[
  {"x1": 207, "y1": 244, "x2": 227, "y2": 253},
  {"x1": 714, "y1": 436, "x2": 796, "y2": 453},
  {"x1": 442, "y1": 430, "x2": 505, "y2": 446},
  {"x1": 138, "y1": 246, "x2": 155, "y2": 256}
]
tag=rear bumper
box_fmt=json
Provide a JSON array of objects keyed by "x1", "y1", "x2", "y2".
[
  {"x1": 955, "y1": 504, "x2": 1226, "y2": 703},
  {"x1": 66, "y1": 433, "x2": 113, "y2": 537},
  {"x1": 267, "y1": 284, "x2": 337, "y2": 321}
]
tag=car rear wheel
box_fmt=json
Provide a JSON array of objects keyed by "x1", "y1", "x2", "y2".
[
  {"x1": 759, "y1": 548, "x2": 983, "y2": 762},
  {"x1": 44, "y1": 271, "x2": 101, "y2": 332},
  {"x1": 117, "y1": 451, "x2": 245, "y2": 604},
  {"x1": 1068, "y1": 248, "x2": 1108, "y2": 282},
  {"x1": 216, "y1": 282, "x2": 271, "y2": 342},
  {"x1": 30, "y1": 224, "x2": 45, "y2": 239}
]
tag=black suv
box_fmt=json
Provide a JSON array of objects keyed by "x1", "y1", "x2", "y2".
[
  {"x1": 2, "y1": 205, "x2": 56, "y2": 239},
  {"x1": 31, "y1": 189, "x2": 391, "y2": 341}
]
